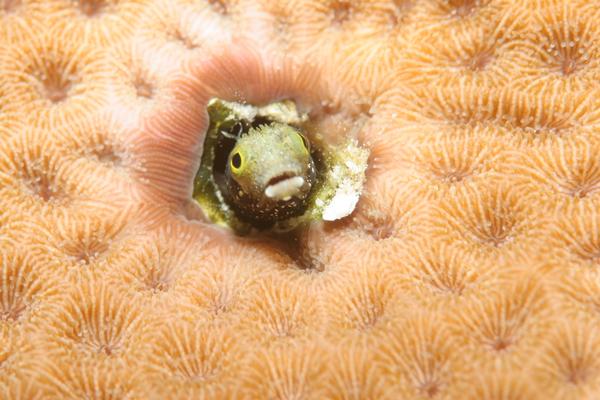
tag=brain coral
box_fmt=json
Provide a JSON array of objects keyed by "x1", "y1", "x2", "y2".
[{"x1": 1, "y1": 0, "x2": 600, "y2": 398}]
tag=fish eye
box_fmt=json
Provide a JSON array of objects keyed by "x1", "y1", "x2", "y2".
[{"x1": 230, "y1": 151, "x2": 243, "y2": 173}]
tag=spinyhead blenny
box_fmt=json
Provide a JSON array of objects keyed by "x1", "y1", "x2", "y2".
[
  {"x1": 221, "y1": 122, "x2": 317, "y2": 227},
  {"x1": 193, "y1": 98, "x2": 368, "y2": 234}
]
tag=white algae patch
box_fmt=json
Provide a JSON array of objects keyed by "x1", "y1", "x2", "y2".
[{"x1": 317, "y1": 141, "x2": 369, "y2": 222}]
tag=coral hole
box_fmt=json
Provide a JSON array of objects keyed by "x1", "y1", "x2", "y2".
[
  {"x1": 25, "y1": 53, "x2": 79, "y2": 104},
  {"x1": 477, "y1": 214, "x2": 515, "y2": 247},
  {"x1": 66, "y1": 238, "x2": 110, "y2": 265},
  {"x1": 74, "y1": 249, "x2": 103, "y2": 264},
  {"x1": 575, "y1": 242, "x2": 600, "y2": 264},
  {"x1": 83, "y1": 132, "x2": 127, "y2": 168},
  {"x1": 567, "y1": 370, "x2": 587, "y2": 385},
  {"x1": 0, "y1": 253, "x2": 43, "y2": 323},
  {"x1": 571, "y1": 188, "x2": 592, "y2": 199},
  {"x1": 273, "y1": 17, "x2": 290, "y2": 40},
  {"x1": 561, "y1": 58, "x2": 578, "y2": 76},
  {"x1": 420, "y1": 380, "x2": 441, "y2": 398},
  {"x1": 1, "y1": 0, "x2": 20, "y2": 13},
  {"x1": 541, "y1": 321, "x2": 600, "y2": 390},
  {"x1": 77, "y1": 0, "x2": 110, "y2": 17},
  {"x1": 117, "y1": 244, "x2": 183, "y2": 295},
  {"x1": 172, "y1": 28, "x2": 196, "y2": 50},
  {"x1": 23, "y1": 168, "x2": 62, "y2": 202},
  {"x1": 538, "y1": 9, "x2": 594, "y2": 77},
  {"x1": 352, "y1": 206, "x2": 396, "y2": 241},
  {"x1": 357, "y1": 307, "x2": 381, "y2": 330},
  {"x1": 423, "y1": 263, "x2": 467, "y2": 296},
  {"x1": 60, "y1": 285, "x2": 141, "y2": 358},
  {"x1": 133, "y1": 76, "x2": 154, "y2": 99},
  {"x1": 249, "y1": 280, "x2": 315, "y2": 339},
  {"x1": 408, "y1": 243, "x2": 486, "y2": 300},
  {"x1": 343, "y1": 282, "x2": 387, "y2": 331},
  {"x1": 152, "y1": 325, "x2": 233, "y2": 383},
  {"x1": 489, "y1": 337, "x2": 512, "y2": 352},
  {"x1": 1, "y1": 299, "x2": 26, "y2": 322},
  {"x1": 35, "y1": 61, "x2": 77, "y2": 104},
  {"x1": 465, "y1": 48, "x2": 495, "y2": 71},
  {"x1": 446, "y1": 171, "x2": 469, "y2": 183},
  {"x1": 435, "y1": 166, "x2": 471, "y2": 183},
  {"x1": 549, "y1": 41, "x2": 588, "y2": 77},
  {"x1": 386, "y1": 0, "x2": 414, "y2": 27},
  {"x1": 202, "y1": 285, "x2": 234, "y2": 316},
  {"x1": 563, "y1": 353, "x2": 594, "y2": 386},
  {"x1": 330, "y1": 0, "x2": 352, "y2": 25},
  {"x1": 184, "y1": 268, "x2": 244, "y2": 318},
  {"x1": 560, "y1": 164, "x2": 600, "y2": 199},
  {"x1": 27, "y1": 176, "x2": 54, "y2": 201},
  {"x1": 140, "y1": 266, "x2": 173, "y2": 292},
  {"x1": 360, "y1": 215, "x2": 395, "y2": 241},
  {"x1": 439, "y1": 187, "x2": 520, "y2": 249},
  {"x1": 560, "y1": 344, "x2": 596, "y2": 385},
  {"x1": 94, "y1": 143, "x2": 123, "y2": 166},
  {"x1": 549, "y1": 209, "x2": 600, "y2": 266},
  {"x1": 207, "y1": 0, "x2": 227, "y2": 15},
  {"x1": 448, "y1": 0, "x2": 487, "y2": 18},
  {"x1": 413, "y1": 133, "x2": 493, "y2": 185},
  {"x1": 78, "y1": 332, "x2": 123, "y2": 356}
]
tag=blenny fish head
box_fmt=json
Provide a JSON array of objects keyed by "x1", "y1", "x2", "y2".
[{"x1": 225, "y1": 122, "x2": 315, "y2": 202}]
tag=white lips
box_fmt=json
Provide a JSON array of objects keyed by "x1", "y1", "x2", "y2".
[{"x1": 264, "y1": 176, "x2": 305, "y2": 201}]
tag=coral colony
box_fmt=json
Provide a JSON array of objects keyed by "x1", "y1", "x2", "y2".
[{"x1": 1, "y1": 0, "x2": 600, "y2": 398}]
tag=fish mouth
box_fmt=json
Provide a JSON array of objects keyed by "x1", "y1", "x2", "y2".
[
  {"x1": 264, "y1": 174, "x2": 305, "y2": 201},
  {"x1": 267, "y1": 173, "x2": 295, "y2": 187}
]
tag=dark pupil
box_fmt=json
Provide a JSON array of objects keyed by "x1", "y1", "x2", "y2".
[{"x1": 231, "y1": 152, "x2": 242, "y2": 169}]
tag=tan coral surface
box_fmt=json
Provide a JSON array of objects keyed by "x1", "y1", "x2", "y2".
[{"x1": 2, "y1": 0, "x2": 600, "y2": 399}]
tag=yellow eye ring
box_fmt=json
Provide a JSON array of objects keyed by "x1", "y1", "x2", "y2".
[
  {"x1": 295, "y1": 132, "x2": 310, "y2": 154},
  {"x1": 230, "y1": 151, "x2": 243, "y2": 174}
]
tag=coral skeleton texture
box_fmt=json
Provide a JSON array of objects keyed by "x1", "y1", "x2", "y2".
[{"x1": 1, "y1": 0, "x2": 600, "y2": 399}]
